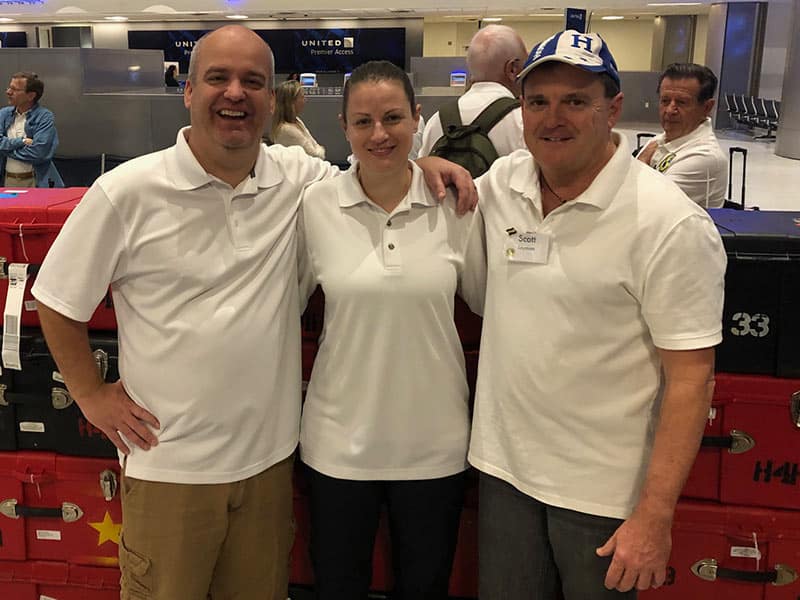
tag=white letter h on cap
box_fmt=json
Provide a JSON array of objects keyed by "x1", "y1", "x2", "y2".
[{"x1": 571, "y1": 34, "x2": 593, "y2": 51}]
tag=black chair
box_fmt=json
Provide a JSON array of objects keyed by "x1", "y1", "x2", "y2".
[
  {"x1": 765, "y1": 99, "x2": 780, "y2": 131},
  {"x1": 731, "y1": 95, "x2": 751, "y2": 128},
  {"x1": 751, "y1": 97, "x2": 776, "y2": 141},
  {"x1": 724, "y1": 93, "x2": 741, "y2": 126}
]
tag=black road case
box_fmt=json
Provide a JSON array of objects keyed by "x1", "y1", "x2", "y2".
[
  {"x1": 710, "y1": 209, "x2": 800, "y2": 377},
  {"x1": 0, "y1": 330, "x2": 118, "y2": 457}
]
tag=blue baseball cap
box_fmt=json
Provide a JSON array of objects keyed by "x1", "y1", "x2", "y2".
[{"x1": 517, "y1": 30, "x2": 620, "y2": 87}]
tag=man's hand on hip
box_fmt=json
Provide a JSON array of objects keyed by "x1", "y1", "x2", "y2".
[{"x1": 77, "y1": 381, "x2": 160, "y2": 454}]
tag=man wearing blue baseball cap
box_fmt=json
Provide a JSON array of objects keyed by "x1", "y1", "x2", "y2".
[{"x1": 468, "y1": 30, "x2": 727, "y2": 598}]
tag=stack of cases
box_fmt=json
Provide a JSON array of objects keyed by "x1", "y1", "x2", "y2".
[
  {"x1": 641, "y1": 210, "x2": 800, "y2": 599},
  {"x1": 0, "y1": 187, "x2": 122, "y2": 599}
]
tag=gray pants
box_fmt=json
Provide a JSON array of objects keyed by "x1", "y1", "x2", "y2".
[{"x1": 478, "y1": 472, "x2": 637, "y2": 600}]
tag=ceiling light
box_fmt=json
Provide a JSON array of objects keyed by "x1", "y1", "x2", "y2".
[
  {"x1": 602, "y1": 15, "x2": 625, "y2": 20},
  {"x1": 482, "y1": 17, "x2": 502, "y2": 22},
  {"x1": 226, "y1": 14, "x2": 249, "y2": 20},
  {"x1": 0, "y1": 17, "x2": 15, "y2": 23},
  {"x1": 647, "y1": 3, "x2": 702, "y2": 6},
  {"x1": 105, "y1": 16, "x2": 129, "y2": 21}
]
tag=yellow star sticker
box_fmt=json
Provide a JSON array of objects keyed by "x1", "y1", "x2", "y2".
[{"x1": 88, "y1": 511, "x2": 121, "y2": 547}]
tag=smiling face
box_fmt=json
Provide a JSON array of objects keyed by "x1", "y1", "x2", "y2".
[
  {"x1": 342, "y1": 79, "x2": 420, "y2": 176},
  {"x1": 658, "y1": 76, "x2": 714, "y2": 142},
  {"x1": 183, "y1": 26, "x2": 274, "y2": 161},
  {"x1": 521, "y1": 62, "x2": 622, "y2": 181}
]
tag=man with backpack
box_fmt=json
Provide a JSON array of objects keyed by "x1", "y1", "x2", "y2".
[{"x1": 419, "y1": 25, "x2": 528, "y2": 175}]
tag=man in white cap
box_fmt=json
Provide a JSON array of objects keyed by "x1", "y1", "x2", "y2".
[{"x1": 469, "y1": 30, "x2": 727, "y2": 599}]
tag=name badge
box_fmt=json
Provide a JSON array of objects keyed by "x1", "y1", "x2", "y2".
[{"x1": 505, "y1": 231, "x2": 550, "y2": 264}]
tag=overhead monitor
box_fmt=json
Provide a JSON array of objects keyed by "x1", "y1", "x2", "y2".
[
  {"x1": 300, "y1": 72, "x2": 318, "y2": 87},
  {"x1": 449, "y1": 70, "x2": 467, "y2": 87}
]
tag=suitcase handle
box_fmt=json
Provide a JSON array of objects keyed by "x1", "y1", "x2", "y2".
[
  {"x1": 691, "y1": 558, "x2": 798, "y2": 586},
  {"x1": 6, "y1": 388, "x2": 75, "y2": 409},
  {"x1": 0, "y1": 498, "x2": 84, "y2": 522},
  {"x1": 700, "y1": 429, "x2": 755, "y2": 454}
]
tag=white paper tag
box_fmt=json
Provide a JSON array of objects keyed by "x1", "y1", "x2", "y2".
[
  {"x1": 35, "y1": 530, "x2": 62, "y2": 541},
  {"x1": 19, "y1": 421, "x2": 45, "y2": 433},
  {"x1": 707, "y1": 407, "x2": 717, "y2": 426},
  {"x1": 2, "y1": 189, "x2": 29, "y2": 193},
  {"x1": 730, "y1": 545, "x2": 762, "y2": 559},
  {"x1": 52, "y1": 371, "x2": 65, "y2": 383},
  {"x1": 2, "y1": 263, "x2": 28, "y2": 371},
  {"x1": 505, "y1": 232, "x2": 551, "y2": 264},
  {"x1": 24, "y1": 299, "x2": 37, "y2": 312},
  {"x1": 40, "y1": 595, "x2": 58, "y2": 600}
]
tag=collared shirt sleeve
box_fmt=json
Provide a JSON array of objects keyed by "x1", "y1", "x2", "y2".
[
  {"x1": 32, "y1": 184, "x2": 126, "y2": 322},
  {"x1": 641, "y1": 213, "x2": 727, "y2": 350}
]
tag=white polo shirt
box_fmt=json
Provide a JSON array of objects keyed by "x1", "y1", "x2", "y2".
[
  {"x1": 469, "y1": 134, "x2": 726, "y2": 518},
  {"x1": 640, "y1": 118, "x2": 727, "y2": 208},
  {"x1": 6, "y1": 110, "x2": 32, "y2": 173},
  {"x1": 298, "y1": 162, "x2": 486, "y2": 480},
  {"x1": 419, "y1": 82, "x2": 525, "y2": 158},
  {"x1": 32, "y1": 128, "x2": 338, "y2": 484}
]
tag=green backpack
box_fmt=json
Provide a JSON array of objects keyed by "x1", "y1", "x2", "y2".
[{"x1": 429, "y1": 97, "x2": 520, "y2": 178}]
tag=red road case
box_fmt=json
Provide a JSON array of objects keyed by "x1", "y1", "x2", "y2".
[
  {"x1": 0, "y1": 560, "x2": 119, "y2": 599},
  {"x1": 0, "y1": 452, "x2": 121, "y2": 567},
  {"x1": 681, "y1": 398, "x2": 725, "y2": 501},
  {"x1": 0, "y1": 187, "x2": 116, "y2": 331},
  {"x1": 640, "y1": 500, "x2": 800, "y2": 600},
  {"x1": 681, "y1": 373, "x2": 800, "y2": 510}
]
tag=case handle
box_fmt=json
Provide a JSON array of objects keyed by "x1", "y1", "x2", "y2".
[
  {"x1": 700, "y1": 429, "x2": 755, "y2": 454},
  {"x1": 0, "y1": 498, "x2": 83, "y2": 522}
]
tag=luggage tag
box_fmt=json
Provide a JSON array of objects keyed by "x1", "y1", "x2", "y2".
[
  {"x1": 504, "y1": 231, "x2": 551, "y2": 264},
  {"x1": 2, "y1": 263, "x2": 28, "y2": 371}
]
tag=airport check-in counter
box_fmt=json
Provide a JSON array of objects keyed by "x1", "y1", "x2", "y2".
[{"x1": 0, "y1": 48, "x2": 659, "y2": 167}]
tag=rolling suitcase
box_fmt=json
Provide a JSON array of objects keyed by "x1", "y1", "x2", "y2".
[
  {"x1": 0, "y1": 187, "x2": 116, "y2": 332},
  {"x1": 722, "y1": 147, "x2": 754, "y2": 210},
  {"x1": 0, "y1": 330, "x2": 118, "y2": 457},
  {"x1": 709, "y1": 209, "x2": 800, "y2": 377},
  {"x1": 0, "y1": 451, "x2": 121, "y2": 566}
]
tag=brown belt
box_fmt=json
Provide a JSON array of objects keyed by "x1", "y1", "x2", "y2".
[{"x1": 5, "y1": 171, "x2": 35, "y2": 179}]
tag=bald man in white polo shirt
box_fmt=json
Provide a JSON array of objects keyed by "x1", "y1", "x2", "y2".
[{"x1": 469, "y1": 30, "x2": 726, "y2": 600}]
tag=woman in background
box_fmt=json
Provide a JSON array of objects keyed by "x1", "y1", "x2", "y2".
[
  {"x1": 298, "y1": 60, "x2": 485, "y2": 600},
  {"x1": 164, "y1": 65, "x2": 179, "y2": 87},
  {"x1": 271, "y1": 80, "x2": 325, "y2": 159}
]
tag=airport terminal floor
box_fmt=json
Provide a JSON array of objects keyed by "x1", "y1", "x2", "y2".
[{"x1": 617, "y1": 123, "x2": 799, "y2": 211}]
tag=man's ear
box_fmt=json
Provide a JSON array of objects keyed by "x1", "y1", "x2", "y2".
[{"x1": 703, "y1": 98, "x2": 715, "y2": 117}]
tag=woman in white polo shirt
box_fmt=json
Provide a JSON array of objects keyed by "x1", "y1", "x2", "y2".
[{"x1": 298, "y1": 60, "x2": 486, "y2": 600}]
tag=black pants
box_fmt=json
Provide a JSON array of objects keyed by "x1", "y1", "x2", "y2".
[{"x1": 305, "y1": 465, "x2": 465, "y2": 600}]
